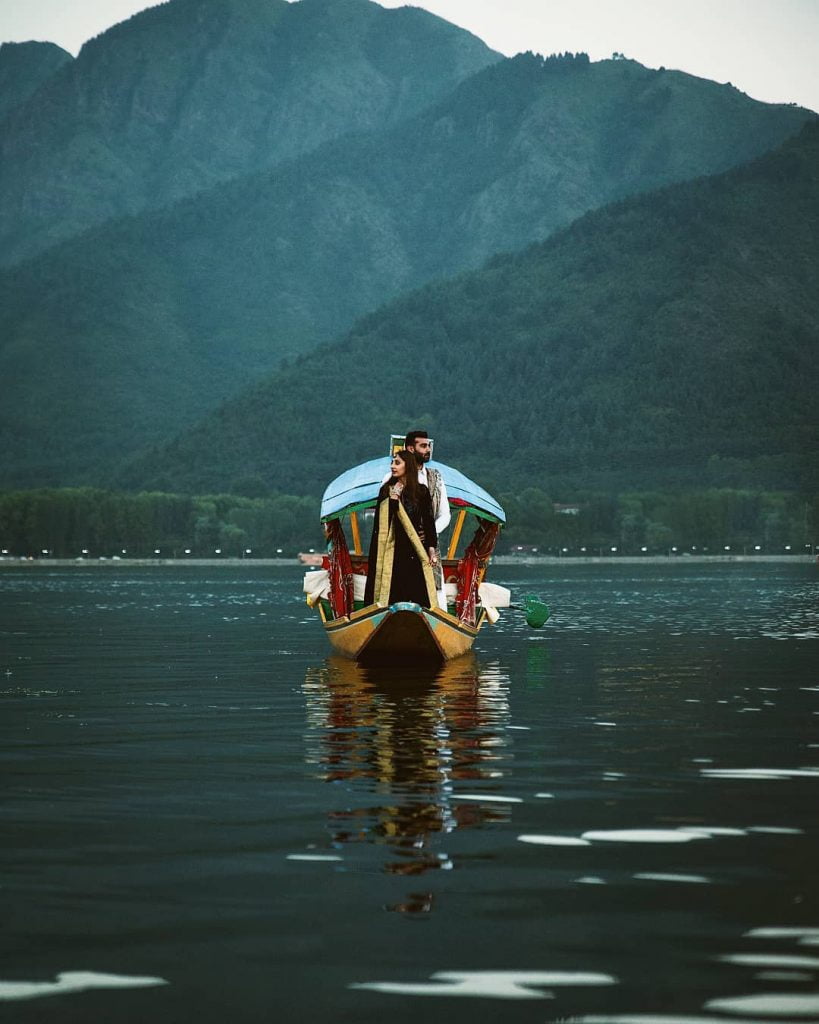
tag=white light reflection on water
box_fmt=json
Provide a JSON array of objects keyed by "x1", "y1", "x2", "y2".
[
  {"x1": 350, "y1": 969, "x2": 617, "y2": 999},
  {"x1": 700, "y1": 768, "x2": 819, "y2": 780},
  {"x1": 453, "y1": 793, "x2": 523, "y2": 803},
  {"x1": 0, "y1": 971, "x2": 168, "y2": 1002},
  {"x1": 519, "y1": 825, "x2": 809, "y2": 853},
  {"x1": 634, "y1": 873, "x2": 710, "y2": 884},
  {"x1": 581, "y1": 829, "x2": 710, "y2": 843},
  {"x1": 679, "y1": 826, "x2": 748, "y2": 836},
  {"x1": 286, "y1": 854, "x2": 343, "y2": 862},
  {"x1": 566, "y1": 1017, "x2": 803, "y2": 1023},
  {"x1": 719, "y1": 954, "x2": 819, "y2": 969},
  {"x1": 746, "y1": 929, "x2": 819, "y2": 943},
  {"x1": 566, "y1": 928, "x2": 819, "y2": 1023},
  {"x1": 748, "y1": 827, "x2": 805, "y2": 835},
  {"x1": 519, "y1": 834, "x2": 591, "y2": 846},
  {"x1": 705, "y1": 993, "x2": 819, "y2": 1015}
]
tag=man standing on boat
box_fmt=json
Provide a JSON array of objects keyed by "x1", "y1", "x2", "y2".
[
  {"x1": 404, "y1": 430, "x2": 450, "y2": 539},
  {"x1": 405, "y1": 429, "x2": 449, "y2": 609}
]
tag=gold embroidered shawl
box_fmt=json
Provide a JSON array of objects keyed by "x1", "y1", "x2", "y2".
[{"x1": 370, "y1": 496, "x2": 437, "y2": 608}]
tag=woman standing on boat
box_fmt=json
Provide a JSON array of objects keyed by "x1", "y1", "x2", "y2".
[{"x1": 364, "y1": 450, "x2": 438, "y2": 609}]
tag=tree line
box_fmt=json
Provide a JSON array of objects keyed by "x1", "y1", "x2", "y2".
[
  {"x1": 0, "y1": 487, "x2": 815, "y2": 560},
  {"x1": 0, "y1": 489, "x2": 318, "y2": 559},
  {"x1": 499, "y1": 487, "x2": 818, "y2": 554}
]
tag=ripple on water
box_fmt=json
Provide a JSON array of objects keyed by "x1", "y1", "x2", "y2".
[
  {"x1": 518, "y1": 827, "x2": 720, "y2": 846},
  {"x1": 565, "y1": 1017, "x2": 795, "y2": 1023},
  {"x1": 581, "y1": 829, "x2": 710, "y2": 844},
  {"x1": 521, "y1": 826, "x2": 806, "y2": 847},
  {"x1": 634, "y1": 873, "x2": 711, "y2": 884},
  {"x1": 745, "y1": 928, "x2": 819, "y2": 948},
  {"x1": 286, "y1": 854, "x2": 343, "y2": 862},
  {"x1": 679, "y1": 827, "x2": 747, "y2": 837},
  {"x1": 0, "y1": 972, "x2": 168, "y2": 1002},
  {"x1": 453, "y1": 793, "x2": 523, "y2": 804},
  {"x1": 719, "y1": 953, "x2": 819, "y2": 969},
  {"x1": 518, "y1": 835, "x2": 591, "y2": 847},
  {"x1": 700, "y1": 767, "x2": 819, "y2": 780},
  {"x1": 350, "y1": 970, "x2": 617, "y2": 999},
  {"x1": 747, "y1": 826, "x2": 805, "y2": 835},
  {"x1": 705, "y1": 992, "x2": 819, "y2": 1016}
]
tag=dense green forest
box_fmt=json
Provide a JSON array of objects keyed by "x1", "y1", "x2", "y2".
[
  {"x1": 0, "y1": 487, "x2": 815, "y2": 559},
  {"x1": 500, "y1": 488, "x2": 818, "y2": 555},
  {"x1": 0, "y1": 41, "x2": 71, "y2": 122},
  {"x1": 0, "y1": 489, "x2": 316, "y2": 559},
  {"x1": 119, "y1": 123, "x2": 819, "y2": 501},
  {"x1": 1, "y1": 39, "x2": 812, "y2": 488}
]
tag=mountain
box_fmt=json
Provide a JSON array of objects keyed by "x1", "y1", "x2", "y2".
[
  {"x1": 117, "y1": 122, "x2": 819, "y2": 499},
  {"x1": 368, "y1": 52, "x2": 814, "y2": 279},
  {"x1": 0, "y1": 0, "x2": 498, "y2": 266},
  {"x1": 1, "y1": 47, "x2": 813, "y2": 489},
  {"x1": 0, "y1": 41, "x2": 72, "y2": 123}
]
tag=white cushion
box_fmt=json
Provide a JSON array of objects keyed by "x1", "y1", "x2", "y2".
[
  {"x1": 478, "y1": 582, "x2": 511, "y2": 608},
  {"x1": 303, "y1": 569, "x2": 330, "y2": 603},
  {"x1": 353, "y1": 573, "x2": 367, "y2": 602}
]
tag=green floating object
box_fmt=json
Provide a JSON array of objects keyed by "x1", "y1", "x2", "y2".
[{"x1": 523, "y1": 594, "x2": 550, "y2": 629}]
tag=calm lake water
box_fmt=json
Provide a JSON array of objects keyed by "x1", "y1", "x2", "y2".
[{"x1": 1, "y1": 564, "x2": 817, "y2": 1023}]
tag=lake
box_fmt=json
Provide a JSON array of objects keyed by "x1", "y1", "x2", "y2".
[{"x1": 1, "y1": 563, "x2": 817, "y2": 1023}]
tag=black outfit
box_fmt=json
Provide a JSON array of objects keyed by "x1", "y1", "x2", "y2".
[{"x1": 364, "y1": 483, "x2": 438, "y2": 608}]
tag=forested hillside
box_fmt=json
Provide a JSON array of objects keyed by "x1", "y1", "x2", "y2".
[
  {"x1": 1, "y1": 43, "x2": 812, "y2": 489},
  {"x1": 118, "y1": 123, "x2": 819, "y2": 499},
  {"x1": 0, "y1": 0, "x2": 498, "y2": 265},
  {"x1": 0, "y1": 41, "x2": 72, "y2": 122}
]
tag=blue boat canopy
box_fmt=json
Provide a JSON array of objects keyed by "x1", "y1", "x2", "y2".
[{"x1": 320, "y1": 459, "x2": 505, "y2": 524}]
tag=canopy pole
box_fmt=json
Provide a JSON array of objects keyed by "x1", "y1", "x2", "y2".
[
  {"x1": 446, "y1": 509, "x2": 467, "y2": 560},
  {"x1": 350, "y1": 511, "x2": 362, "y2": 555}
]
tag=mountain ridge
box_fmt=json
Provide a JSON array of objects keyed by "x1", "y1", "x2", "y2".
[
  {"x1": 1, "y1": 52, "x2": 813, "y2": 488},
  {"x1": 0, "y1": 0, "x2": 499, "y2": 265},
  {"x1": 115, "y1": 122, "x2": 819, "y2": 499},
  {"x1": 1, "y1": 4, "x2": 815, "y2": 492},
  {"x1": 0, "y1": 41, "x2": 72, "y2": 123}
]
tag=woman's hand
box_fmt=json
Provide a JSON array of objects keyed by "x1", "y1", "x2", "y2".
[{"x1": 428, "y1": 548, "x2": 438, "y2": 566}]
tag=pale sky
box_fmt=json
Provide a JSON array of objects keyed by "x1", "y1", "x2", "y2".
[{"x1": 1, "y1": 0, "x2": 817, "y2": 112}]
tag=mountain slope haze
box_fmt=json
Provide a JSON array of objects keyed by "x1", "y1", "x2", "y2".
[{"x1": 117, "y1": 124, "x2": 819, "y2": 498}]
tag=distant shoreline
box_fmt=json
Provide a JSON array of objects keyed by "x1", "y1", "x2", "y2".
[
  {"x1": 1, "y1": 555, "x2": 814, "y2": 569},
  {"x1": 496, "y1": 554, "x2": 816, "y2": 565}
]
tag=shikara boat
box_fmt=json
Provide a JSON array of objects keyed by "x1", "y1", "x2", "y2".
[{"x1": 303, "y1": 456, "x2": 509, "y2": 662}]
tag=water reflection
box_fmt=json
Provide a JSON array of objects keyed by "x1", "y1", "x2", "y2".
[
  {"x1": 302, "y1": 654, "x2": 513, "y2": 902},
  {"x1": 525, "y1": 640, "x2": 551, "y2": 688}
]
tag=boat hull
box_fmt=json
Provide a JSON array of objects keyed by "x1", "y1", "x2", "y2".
[{"x1": 322, "y1": 601, "x2": 481, "y2": 662}]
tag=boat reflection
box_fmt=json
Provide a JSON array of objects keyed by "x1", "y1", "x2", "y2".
[{"x1": 302, "y1": 654, "x2": 513, "y2": 904}]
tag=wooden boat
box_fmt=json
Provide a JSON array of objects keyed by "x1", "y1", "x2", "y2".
[{"x1": 303, "y1": 454, "x2": 508, "y2": 662}]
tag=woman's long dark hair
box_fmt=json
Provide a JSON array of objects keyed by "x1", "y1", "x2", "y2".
[{"x1": 392, "y1": 449, "x2": 420, "y2": 505}]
